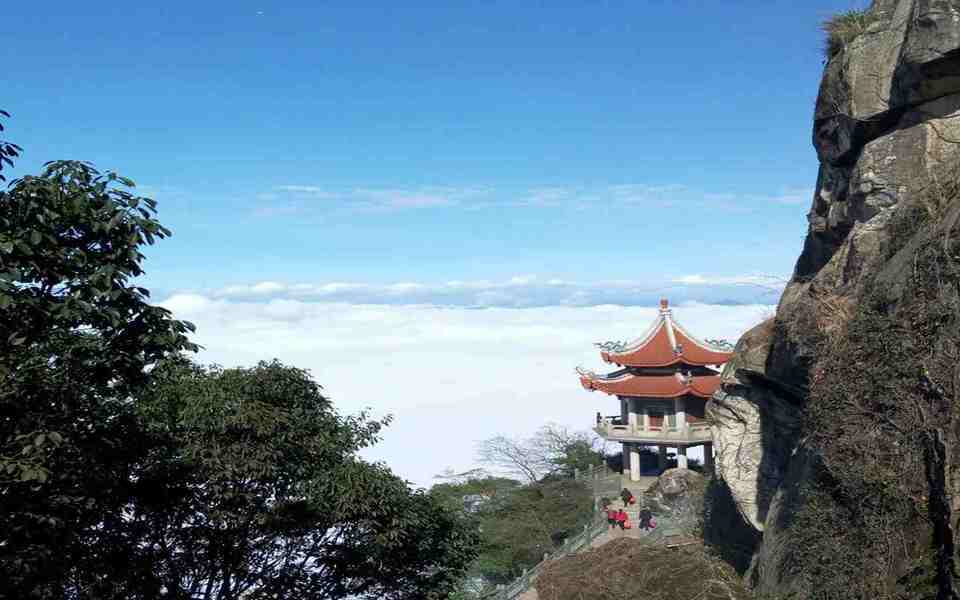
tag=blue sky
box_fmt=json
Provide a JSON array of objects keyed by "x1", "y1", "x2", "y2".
[
  {"x1": 4, "y1": 1, "x2": 864, "y2": 483},
  {"x1": 3, "y1": 0, "x2": 866, "y2": 299}
]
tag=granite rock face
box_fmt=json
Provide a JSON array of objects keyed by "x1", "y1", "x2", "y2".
[
  {"x1": 708, "y1": 318, "x2": 801, "y2": 533},
  {"x1": 774, "y1": 0, "x2": 960, "y2": 391},
  {"x1": 706, "y1": 0, "x2": 960, "y2": 596}
]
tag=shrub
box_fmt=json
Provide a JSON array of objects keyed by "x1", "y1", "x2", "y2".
[{"x1": 822, "y1": 8, "x2": 875, "y2": 58}]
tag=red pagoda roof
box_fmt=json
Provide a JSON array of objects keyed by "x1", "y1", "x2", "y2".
[
  {"x1": 597, "y1": 299, "x2": 734, "y2": 367},
  {"x1": 577, "y1": 369, "x2": 721, "y2": 399}
]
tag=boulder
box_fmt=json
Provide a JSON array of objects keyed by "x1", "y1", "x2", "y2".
[
  {"x1": 651, "y1": 467, "x2": 705, "y2": 498},
  {"x1": 643, "y1": 468, "x2": 706, "y2": 535}
]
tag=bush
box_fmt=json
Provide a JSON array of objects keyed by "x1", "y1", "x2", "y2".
[{"x1": 822, "y1": 9, "x2": 875, "y2": 58}]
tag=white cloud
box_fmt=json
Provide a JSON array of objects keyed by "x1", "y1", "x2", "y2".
[
  {"x1": 160, "y1": 294, "x2": 774, "y2": 488},
  {"x1": 251, "y1": 183, "x2": 809, "y2": 215},
  {"x1": 251, "y1": 205, "x2": 302, "y2": 218},
  {"x1": 202, "y1": 275, "x2": 786, "y2": 307},
  {"x1": 671, "y1": 274, "x2": 787, "y2": 288},
  {"x1": 770, "y1": 188, "x2": 813, "y2": 206},
  {"x1": 275, "y1": 185, "x2": 337, "y2": 197}
]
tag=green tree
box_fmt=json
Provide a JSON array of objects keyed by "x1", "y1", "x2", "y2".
[
  {"x1": 0, "y1": 159, "x2": 198, "y2": 597},
  {"x1": 476, "y1": 478, "x2": 593, "y2": 583},
  {"x1": 430, "y1": 472, "x2": 593, "y2": 591},
  {"x1": 0, "y1": 110, "x2": 21, "y2": 182},
  {"x1": 125, "y1": 359, "x2": 478, "y2": 600},
  {"x1": 429, "y1": 474, "x2": 522, "y2": 514},
  {"x1": 0, "y1": 147, "x2": 478, "y2": 598}
]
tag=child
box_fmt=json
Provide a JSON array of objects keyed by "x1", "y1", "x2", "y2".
[{"x1": 616, "y1": 509, "x2": 628, "y2": 530}]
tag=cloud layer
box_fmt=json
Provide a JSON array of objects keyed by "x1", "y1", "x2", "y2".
[
  {"x1": 207, "y1": 275, "x2": 786, "y2": 308},
  {"x1": 161, "y1": 294, "x2": 776, "y2": 488},
  {"x1": 251, "y1": 183, "x2": 813, "y2": 215}
]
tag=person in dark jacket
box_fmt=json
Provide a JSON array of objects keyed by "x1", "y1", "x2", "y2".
[
  {"x1": 620, "y1": 487, "x2": 633, "y2": 507},
  {"x1": 638, "y1": 507, "x2": 653, "y2": 531}
]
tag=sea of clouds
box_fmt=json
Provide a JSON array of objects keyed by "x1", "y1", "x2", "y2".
[{"x1": 160, "y1": 278, "x2": 779, "y2": 488}]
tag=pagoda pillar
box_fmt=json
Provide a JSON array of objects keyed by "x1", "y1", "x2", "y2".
[
  {"x1": 657, "y1": 446, "x2": 667, "y2": 472},
  {"x1": 677, "y1": 446, "x2": 688, "y2": 470},
  {"x1": 676, "y1": 396, "x2": 687, "y2": 433},
  {"x1": 627, "y1": 398, "x2": 638, "y2": 432},
  {"x1": 629, "y1": 444, "x2": 641, "y2": 481},
  {"x1": 704, "y1": 442, "x2": 715, "y2": 472}
]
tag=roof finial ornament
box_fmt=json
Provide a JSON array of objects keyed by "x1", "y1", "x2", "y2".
[{"x1": 659, "y1": 298, "x2": 669, "y2": 311}]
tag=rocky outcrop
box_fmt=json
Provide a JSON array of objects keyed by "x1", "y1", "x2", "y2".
[
  {"x1": 707, "y1": 1, "x2": 960, "y2": 597},
  {"x1": 708, "y1": 319, "x2": 801, "y2": 532},
  {"x1": 644, "y1": 468, "x2": 706, "y2": 532}
]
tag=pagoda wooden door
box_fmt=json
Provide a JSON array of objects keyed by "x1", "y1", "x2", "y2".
[{"x1": 648, "y1": 410, "x2": 664, "y2": 430}]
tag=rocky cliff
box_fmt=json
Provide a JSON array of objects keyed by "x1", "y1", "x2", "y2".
[{"x1": 706, "y1": 1, "x2": 960, "y2": 598}]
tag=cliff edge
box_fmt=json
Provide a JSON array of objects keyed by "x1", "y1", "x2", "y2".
[{"x1": 706, "y1": 1, "x2": 960, "y2": 598}]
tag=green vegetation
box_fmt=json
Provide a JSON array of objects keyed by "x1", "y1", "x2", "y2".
[
  {"x1": 431, "y1": 474, "x2": 593, "y2": 596},
  {"x1": 0, "y1": 115, "x2": 478, "y2": 599},
  {"x1": 822, "y1": 8, "x2": 875, "y2": 58},
  {"x1": 476, "y1": 477, "x2": 593, "y2": 582},
  {"x1": 0, "y1": 110, "x2": 21, "y2": 183},
  {"x1": 434, "y1": 427, "x2": 603, "y2": 597}
]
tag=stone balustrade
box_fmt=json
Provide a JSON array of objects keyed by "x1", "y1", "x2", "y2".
[{"x1": 593, "y1": 420, "x2": 712, "y2": 444}]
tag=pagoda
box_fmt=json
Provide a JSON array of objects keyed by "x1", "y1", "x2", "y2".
[{"x1": 577, "y1": 299, "x2": 733, "y2": 481}]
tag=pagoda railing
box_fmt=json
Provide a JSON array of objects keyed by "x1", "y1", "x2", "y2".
[{"x1": 594, "y1": 419, "x2": 712, "y2": 443}]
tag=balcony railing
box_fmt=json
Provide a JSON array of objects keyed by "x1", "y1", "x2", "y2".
[{"x1": 593, "y1": 418, "x2": 711, "y2": 443}]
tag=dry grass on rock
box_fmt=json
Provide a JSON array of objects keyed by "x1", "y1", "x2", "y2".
[
  {"x1": 534, "y1": 538, "x2": 748, "y2": 600},
  {"x1": 822, "y1": 9, "x2": 876, "y2": 57}
]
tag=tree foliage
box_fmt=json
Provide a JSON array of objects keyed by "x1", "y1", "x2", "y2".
[
  {"x1": 475, "y1": 477, "x2": 593, "y2": 583},
  {"x1": 0, "y1": 159, "x2": 199, "y2": 597},
  {"x1": 430, "y1": 471, "x2": 594, "y2": 593},
  {"x1": 0, "y1": 145, "x2": 479, "y2": 599},
  {"x1": 0, "y1": 110, "x2": 21, "y2": 182},
  {"x1": 126, "y1": 359, "x2": 478, "y2": 600}
]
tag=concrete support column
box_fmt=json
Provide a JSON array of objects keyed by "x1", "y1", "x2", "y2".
[
  {"x1": 622, "y1": 442, "x2": 630, "y2": 473},
  {"x1": 676, "y1": 396, "x2": 687, "y2": 433},
  {"x1": 657, "y1": 445, "x2": 667, "y2": 473},
  {"x1": 704, "y1": 442, "x2": 714, "y2": 472},
  {"x1": 629, "y1": 443, "x2": 641, "y2": 481},
  {"x1": 641, "y1": 404, "x2": 649, "y2": 431},
  {"x1": 627, "y1": 397, "x2": 638, "y2": 433},
  {"x1": 677, "y1": 446, "x2": 688, "y2": 470}
]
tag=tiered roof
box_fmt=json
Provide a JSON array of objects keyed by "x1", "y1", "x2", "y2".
[
  {"x1": 578, "y1": 299, "x2": 733, "y2": 399},
  {"x1": 597, "y1": 299, "x2": 733, "y2": 367},
  {"x1": 577, "y1": 369, "x2": 721, "y2": 398}
]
